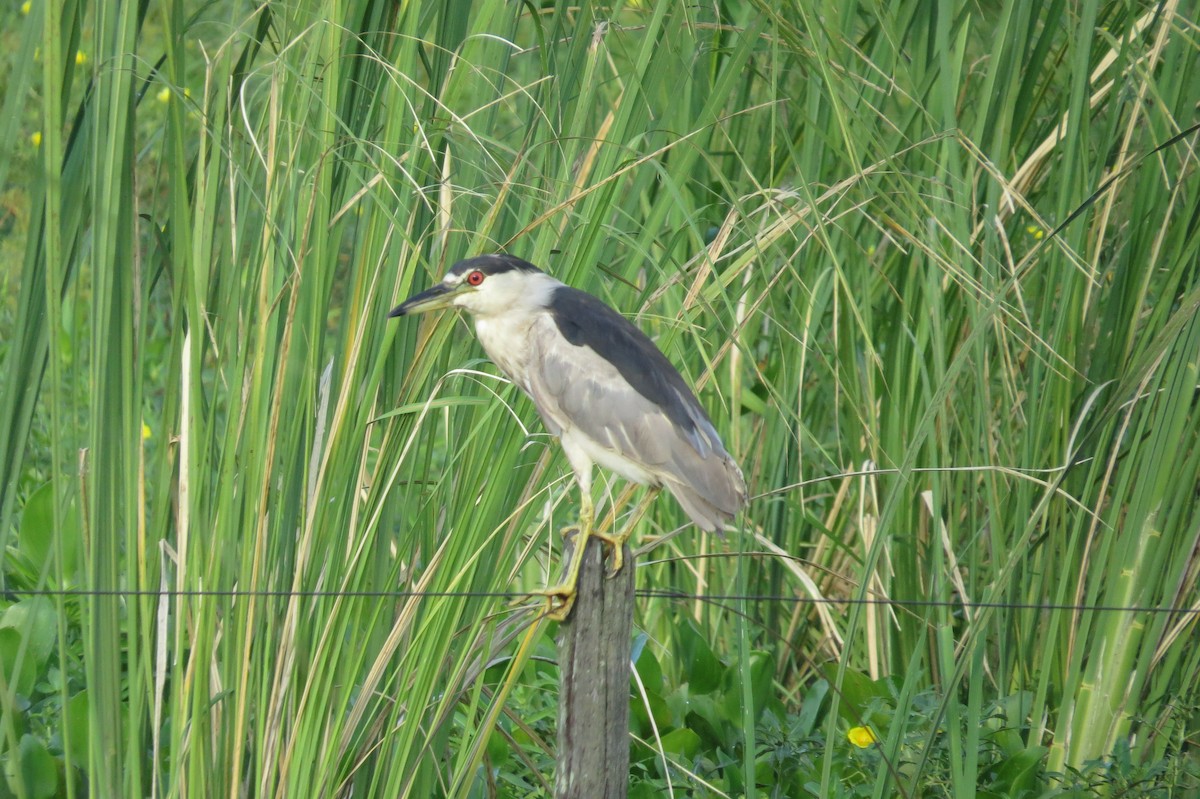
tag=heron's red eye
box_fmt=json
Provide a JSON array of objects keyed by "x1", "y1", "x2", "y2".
[{"x1": 466, "y1": 270, "x2": 485, "y2": 286}]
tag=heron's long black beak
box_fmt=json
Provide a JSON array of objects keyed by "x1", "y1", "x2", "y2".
[{"x1": 388, "y1": 282, "x2": 462, "y2": 317}]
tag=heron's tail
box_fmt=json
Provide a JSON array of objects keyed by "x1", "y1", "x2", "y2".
[{"x1": 663, "y1": 455, "x2": 745, "y2": 533}]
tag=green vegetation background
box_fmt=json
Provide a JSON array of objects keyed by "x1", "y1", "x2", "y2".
[{"x1": 0, "y1": 0, "x2": 1197, "y2": 796}]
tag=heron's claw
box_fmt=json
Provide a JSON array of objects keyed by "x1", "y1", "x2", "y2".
[
  {"x1": 600, "y1": 532, "x2": 627, "y2": 578},
  {"x1": 533, "y1": 584, "x2": 576, "y2": 621},
  {"x1": 558, "y1": 524, "x2": 626, "y2": 578}
]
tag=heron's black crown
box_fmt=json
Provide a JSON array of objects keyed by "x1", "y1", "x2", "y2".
[{"x1": 447, "y1": 253, "x2": 543, "y2": 280}]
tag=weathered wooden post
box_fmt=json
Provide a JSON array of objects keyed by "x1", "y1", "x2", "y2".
[{"x1": 555, "y1": 536, "x2": 634, "y2": 799}]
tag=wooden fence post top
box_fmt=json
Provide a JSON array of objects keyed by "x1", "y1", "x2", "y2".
[{"x1": 555, "y1": 537, "x2": 635, "y2": 799}]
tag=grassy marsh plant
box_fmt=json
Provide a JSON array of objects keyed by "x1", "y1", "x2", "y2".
[{"x1": 0, "y1": 0, "x2": 1197, "y2": 796}]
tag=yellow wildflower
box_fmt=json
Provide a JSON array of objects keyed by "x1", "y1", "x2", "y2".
[
  {"x1": 847, "y1": 726, "x2": 877, "y2": 748},
  {"x1": 142, "y1": 423, "x2": 152, "y2": 440},
  {"x1": 75, "y1": 50, "x2": 87, "y2": 65},
  {"x1": 21, "y1": 1, "x2": 32, "y2": 15},
  {"x1": 157, "y1": 87, "x2": 171, "y2": 103},
  {"x1": 30, "y1": 131, "x2": 42, "y2": 147}
]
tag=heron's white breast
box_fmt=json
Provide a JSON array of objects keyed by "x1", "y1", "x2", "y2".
[{"x1": 473, "y1": 313, "x2": 540, "y2": 390}]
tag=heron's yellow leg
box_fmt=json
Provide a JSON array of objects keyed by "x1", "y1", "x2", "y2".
[
  {"x1": 535, "y1": 491, "x2": 596, "y2": 620},
  {"x1": 601, "y1": 486, "x2": 660, "y2": 577},
  {"x1": 537, "y1": 487, "x2": 662, "y2": 619}
]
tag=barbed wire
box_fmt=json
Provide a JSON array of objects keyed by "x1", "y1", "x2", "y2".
[{"x1": 6, "y1": 586, "x2": 1198, "y2": 615}]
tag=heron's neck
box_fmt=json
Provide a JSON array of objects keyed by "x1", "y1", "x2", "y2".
[{"x1": 466, "y1": 271, "x2": 562, "y2": 386}]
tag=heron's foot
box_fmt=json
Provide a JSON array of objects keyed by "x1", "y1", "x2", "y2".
[
  {"x1": 597, "y1": 529, "x2": 630, "y2": 579},
  {"x1": 533, "y1": 582, "x2": 577, "y2": 622},
  {"x1": 538, "y1": 522, "x2": 633, "y2": 620},
  {"x1": 536, "y1": 522, "x2": 591, "y2": 621},
  {"x1": 558, "y1": 519, "x2": 628, "y2": 577},
  {"x1": 561, "y1": 527, "x2": 629, "y2": 577}
]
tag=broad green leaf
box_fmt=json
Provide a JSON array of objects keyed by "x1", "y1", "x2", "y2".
[
  {"x1": 18, "y1": 735, "x2": 57, "y2": 799},
  {"x1": 0, "y1": 629, "x2": 38, "y2": 697},
  {"x1": 0, "y1": 598, "x2": 56, "y2": 670},
  {"x1": 16, "y1": 482, "x2": 80, "y2": 585},
  {"x1": 821, "y1": 665, "x2": 887, "y2": 724},
  {"x1": 675, "y1": 619, "x2": 722, "y2": 694},
  {"x1": 631, "y1": 635, "x2": 662, "y2": 694},
  {"x1": 658, "y1": 727, "x2": 700, "y2": 758},
  {"x1": 992, "y1": 746, "x2": 1047, "y2": 796},
  {"x1": 63, "y1": 691, "x2": 90, "y2": 766}
]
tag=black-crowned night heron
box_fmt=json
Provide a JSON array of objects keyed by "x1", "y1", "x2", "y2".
[{"x1": 390, "y1": 254, "x2": 745, "y2": 618}]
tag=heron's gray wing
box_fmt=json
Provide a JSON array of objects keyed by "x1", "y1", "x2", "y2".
[{"x1": 525, "y1": 289, "x2": 745, "y2": 530}]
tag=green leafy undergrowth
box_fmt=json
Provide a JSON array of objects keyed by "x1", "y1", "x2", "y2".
[
  {"x1": 473, "y1": 619, "x2": 1199, "y2": 798},
  {"x1": 1, "y1": 482, "x2": 88, "y2": 799}
]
